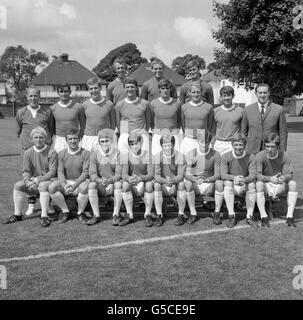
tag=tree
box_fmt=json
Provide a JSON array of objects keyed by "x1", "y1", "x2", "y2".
[
  {"x1": 0, "y1": 45, "x2": 49, "y2": 92},
  {"x1": 93, "y1": 43, "x2": 148, "y2": 82},
  {"x1": 206, "y1": 61, "x2": 219, "y2": 72},
  {"x1": 213, "y1": 0, "x2": 303, "y2": 104},
  {"x1": 171, "y1": 54, "x2": 206, "y2": 77}
]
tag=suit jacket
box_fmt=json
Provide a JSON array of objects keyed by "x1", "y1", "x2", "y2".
[{"x1": 241, "y1": 101, "x2": 288, "y2": 154}]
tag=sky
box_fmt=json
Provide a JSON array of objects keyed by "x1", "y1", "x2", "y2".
[{"x1": 0, "y1": 0, "x2": 228, "y2": 70}]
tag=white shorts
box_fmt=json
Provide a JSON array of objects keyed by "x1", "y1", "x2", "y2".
[
  {"x1": 118, "y1": 133, "x2": 150, "y2": 154},
  {"x1": 151, "y1": 132, "x2": 181, "y2": 155},
  {"x1": 81, "y1": 135, "x2": 99, "y2": 152},
  {"x1": 132, "y1": 181, "x2": 145, "y2": 195},
  {"x1": 65, "y1": 180, "x2": 79, "y2": 195},
  {"x1": 197, "y1": 183, "x2": 214, "y2": 195},
  {"x1": 180, "y1": 137, "x2": 198, "y2": 155},
  {"x1": 234, "y1": 185, "x2": 245, "y2": 196},
  {"x1": 52, "y1": 135, "x2": 68, "y2": 154},
  {"x1": 99, "y1": 183, "x2": 114, "y2": 196},
  {"x1": 213, "y1": 140, "x2": 233, "y2": 155},
  {"x1": 265, "y1": 182, "x2": 285, "y2": 198}
]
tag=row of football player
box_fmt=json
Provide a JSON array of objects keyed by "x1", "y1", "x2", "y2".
[
  {"x1": 4, "y1": 126, "x2": 297, "y2": 228},
  {"x1": 16, "y1": 57, "x2": 287, "y2": 158}
]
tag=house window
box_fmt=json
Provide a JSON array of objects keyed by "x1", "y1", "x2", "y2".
[{"x1": 76, "y1": 84, "x2": 87, "y2": 91}]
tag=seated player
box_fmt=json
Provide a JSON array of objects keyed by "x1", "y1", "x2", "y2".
[
  {"x1": 121, "y1": 132, "x2": 154, "y2": 227},
  {"x1": 213, "y1": 86, "x2": 243, "y2": 155},
  {"x1": 255, "y1": 133, "x2": 297, "y2": 228},
  {"x1": 82, "y1": 77, "x2": 116, "y2": 152},
  {"x1": 221, "y1": 133, "x2": 257, "y2": 228},
  {"x1": 48, "y1": 129, "x2": 90, "y2": 224},
  {"x1": 116, "y1": 77, "x2": 151, "y2": 155},
  {"x1": 180, "y1": 81, "x2": 214, "y2": 155},
  {"x1": 150, "y1": 79, "x2": 182, "y2": 155},
  {"x1": 184, "y1": 130, "x2": 224, "y2": 225},
  {"x1": 88, "y1": 129, "x2": 123, "y2": 226},
  {"x1": 4, "y1": 127, "x2": 57, "y2": 228},
  {"x1": 140, "y1": 58, "x2": 178, "y2": 102},
  {"x1": 50, "y1": 83, "x2": 85, "y2": 153},
  {"x1": 153, "y1": 134, "x2": 186, "y2": 227}
]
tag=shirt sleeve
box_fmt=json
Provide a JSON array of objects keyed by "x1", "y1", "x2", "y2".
[
  {"x1": 244, "y1": 154, "x2": 257, "y2": 183},
  {"x1": 74, "y1": 151, "x2": 90, "y2": 187},
  {"x1": 15, "y1": 110, "x2": 22, "y2": 138},
  {"x1": 282, "y1": 153, "x2": 293, "y2": 182},
  {"x1": 108, "y1": 102, "x2": 117, "y2": 131},
  {"x1": 78, "y1": 104, "x2": 86, "y2": 139},
  {"x1": 22, "y1": 150, "x2": 32, "y2": 185},
  {"x1": 184, "y1": 153, "x2": 196, "y2": 183},
  {"x1": 170, "y1": 154, "x2": 186, "y2": 184},
  {"x1": 37, "y1": 149, "x2": 58, "y2": 182},
  {"x1": 221, "y1": 153, "x2": 236, "y2": 181},
  {"x1": 107, "y1": 153, "x2": 122, "y2": 184},
  {"x1": 140, "y1": 83, "x2": 148, "y2": 100},
  {"x1": 57, "y1": 152, "x2": 66, "y2": 182},
  {"x1": 106, "y1": 84, "x2": 114, "y2": 103},
  {"x1": 256, "y1": 153, "x2": 271, "y2": 182},
  {"x1": 179, "y1": 85, "x2": 186, "y2": 105},
  {"x1": 206, "y1": 152, "x2": 221, "y2": 183},
  {"x1": 89, "y1": 152, "x2": 99, "y2": 183},
  {"x1": 171, "y1": 83, "x2": 178, "y2": 99},
  {"x1": 145, "y1": 102, "x2": 152, "y2": 132}
]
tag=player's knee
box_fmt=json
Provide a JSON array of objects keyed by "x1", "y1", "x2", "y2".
[
  {"x1": 215, "y1": 180, "x2": 224, "y2": 192},
  {"x1": 145, "y1": 181, "x2": 153, "y2": 193},
  {"x1": 78, "y1": 182, "x2": 88, "y2": 194},
  {"x1": 14, "y1": 180, "x2": 24, "y2": 191},
  {"x1": 178, "y1": 182, "x2": 185, "y2": 191},
  {"x1": 38, "y1": 181, "x2": 49, "y2": 192},
  {"x1": 89, "y1": 182, "x2": 97, "y2": 190},
  {"x1": 224, "y1": 180, "x2": 233, "y2": 188},
  {"x1": 185, "y1": 180, "x2": 193, "y2": 192},
  {"x1": 154, "y1": 182, "x2": 162, "y2": 191},
  {"x1": 256, "y1": 181, "x2": 264, "y2": 192},
  {"x1": 114, "y1": 181, "x2": 122, "y2": 190},
  {"x1": 48, "y1": 181, "x2": 59, "y2": 194},
  {"x1": 288, "y1": 180, "x2": 297, "y2": 192},
  {"x1": 247, "y1": 182, "x2": 255, "y2": 191},
  {"x1": 122, "y1": 181, "x2": 130, "y2": 192}
]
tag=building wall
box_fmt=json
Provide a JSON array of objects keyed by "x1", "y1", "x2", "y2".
[{"x1": 0, "y1": 82, "x2": 7, "y2": 104}]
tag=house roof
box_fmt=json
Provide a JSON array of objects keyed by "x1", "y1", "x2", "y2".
[
  {"x1": 201, "y1": 70, "x2": 225, "y2": 82},
  {"x1": 129, "y1": 63, "x2": 186, "y2": 86},
  {"x1": 32, "y1": 54, "x2": 107, "y2": 86}
]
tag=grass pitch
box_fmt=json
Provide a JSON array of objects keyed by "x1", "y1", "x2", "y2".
[{"x1": 0, "y1": 118, "x2": 303, "y2": 300}]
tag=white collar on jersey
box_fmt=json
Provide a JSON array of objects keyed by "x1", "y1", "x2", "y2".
[
  {"x1": 189, "y1": 101, "x2": 203, "y2": 107},
  {"x1": 197, "y1": 147, "x2": 211, "y2": 156},
  {"x1": 232, "y1": 150, "x2": 246, "y2": 159},
  {"x1": 266, "y1": 151, "x2": 279, "y2": 160},
  {"x1": 125, "y1": 97, "x2": 139, "y2": 104},
  {"x1": 221, "y1": 104, "x2": 236, "y2": 111},
  {"x1": 67, "y1": 147, "x2": 81, "y2": 155},
  {"x1": 159, "y1": 97, "x2": 173, "y2": 105},
  {"x1": 59, "y1": 100, "x2": 73, "y2": 108},
  {"x1": 90, "y1": 97, "x2": 105, "y2": 105},
  {"x1": 34, "y1": 145, "x2": 47, "y2": 153},
  {"x1": 27, "y1": 105, "x2": 41, "y2": 118}
]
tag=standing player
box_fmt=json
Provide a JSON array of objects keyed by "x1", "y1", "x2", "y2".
[
  {"x1": 213, "y1": 86, "x2": 243, "y2": 155},
  {"x1": 48, "y1": 129, "x2": 90, "y2": 224},
  {"x1": 180, "y1": 82, "x2": 214, "y2": 155},
  {"x1": 82, "y1": 77, "x2": 116, "y2": 152},
  {"x1": 179, "y1": 59, "x2": 214, "y2": 105},
  {"x1": 221, "y1": 134, "x2": 257, "y2": 228},
  {"x1": 153, "y1": 134, "x2": 186, "y2": 227},
  {"x1": 88, "y1": 129, "x2": 123, "y2": 226},
  {"x1": 150, "y1": 79, "x2": 182, "y2": 155},
  {"x1": 107, "y1": 57, "x2": 139, "y2": 105},
  {"x1": 184, "y1": 131, "x2": 224, "y2": 225},
  {"x1": 50, "y1": 83, "x2": 85, "y2": 153},
  {"x1": 255, "y1": 133, "x2": 297, "y2": 227},
  {"x1": 121, "y1": 132, "x2": 154, "y2": 227},
  {"x1": 140, "y1": 58, "x2": 178, "y2": 102},
  {"x1": 16, "y1": 86, "x2": 54, "y2": 153},
  {"x1": 115, "y1": 77, "x2": 151, "y2": 154},
  {"x1": 4, "y1": 127, "x2": 57, "y2": 228}
]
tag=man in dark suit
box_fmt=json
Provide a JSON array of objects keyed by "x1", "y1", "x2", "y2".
[{"x1": 241, "y1": 83, "x2": 288, "y2": 154}]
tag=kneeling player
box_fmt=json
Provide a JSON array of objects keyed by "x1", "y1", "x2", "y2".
[
  {"x1": 88, "y1": 129, "x2": 123, "y2": 226},
  {"x1": 221, "y1": 134, "x2": 257, "y2": 228},
  {"x1": 121, "y1": 132, "x2": 154, "y2": 227},
  {"x1": 255, "y1": 133, "x2": 297, "y2": 227},
  {"x1": 49, "y1": 129, "x2": 90, "y2": 224},
  {"x1": 184, "y1": 130, "x2": 224, "y2": 225},
  {"x1": 4, "y1": 127, "x2": 57, "y2": 227},
  {"x1": 153, "y1": 134, "x2": 186, "y2": 227}
]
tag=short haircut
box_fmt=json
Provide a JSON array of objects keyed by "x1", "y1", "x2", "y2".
[
  {"x1": 113, "y1": 57, "x2": 127, "y2": 67},
  {"x1": 124, "y1": 77, "x2": 138, "y2": 87},
  {"x1": 197, "y1": 130, "x2": 212, "y2": 144},
  {"x1": 151, "y1": 58, "x2": 164, "y2": 69},
  {"x1": 220, "y1": 85, "x2": 234, "y2": 97},
  {"x1": 190, "y1": 81, "x2": 202, "y2": 91},
  {"x1": 27, "y1": 86, "x2": 40, "y2": 95},
  {"x1": 30, "y1": 126, "x2": 47, "y2": 140},
  {"x1": 87, "y1": 76, "x2": 102, "y2": 88},
  {"x1": 128, "y1": 131, "x2": 142, "y2": 145},
  {"x1": 57, "y1": 83, "x2": 71, "y2": 93},
  {"x1": 231, "y1": 133, "x2": 247, "y2": 146},
  {"x1": 264, "y1": 132, "x2": 280, "y2": 147},
  {"x1": 158, "y1": 79, "x2": 172, "y2": 89},
  {"x1": 98, "y1": 128, "x2": 115, "y2": 141},
  {"x1": 255, "y1": 83, "x2": 271, "y2": 93},
  {"x1": 65, "y1": 128, "x2": 80, "y2": 140},
  {"x1": 160, "y1": 133, "x2": 175, "y2": 147},
  {"x1": 186, "y1": 59, "x2": 199, "y2": 69}
]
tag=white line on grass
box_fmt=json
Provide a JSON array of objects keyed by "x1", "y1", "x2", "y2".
[{"x1": 0, "y1": 220, "x2": 286, "y2": 263}]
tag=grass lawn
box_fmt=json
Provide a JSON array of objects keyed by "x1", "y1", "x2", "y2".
[{"x1": 0, "y1": 117, "x2": 303, "y2": 300}]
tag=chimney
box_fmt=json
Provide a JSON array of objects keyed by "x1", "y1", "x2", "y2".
[{"x1": 60, "y1": 53, "x2": 69, "y2": 62}]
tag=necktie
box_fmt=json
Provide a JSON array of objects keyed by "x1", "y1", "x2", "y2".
[{"x1": 261, "y1": 105, "x2": 265, "y2": 119}]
